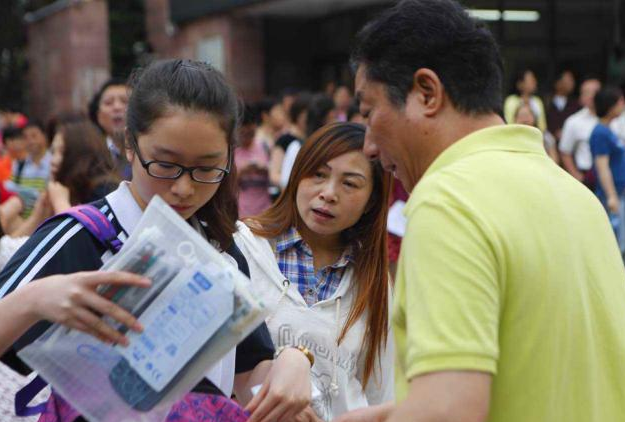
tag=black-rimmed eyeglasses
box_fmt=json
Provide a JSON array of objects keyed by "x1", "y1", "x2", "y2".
[{"x1": 129, "y1": 132, "x2": 231, "y2": 184}]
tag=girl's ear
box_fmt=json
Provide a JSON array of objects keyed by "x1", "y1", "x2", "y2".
[{"x1": 124, "y1": 128, "x2": 135, "y2": 163}]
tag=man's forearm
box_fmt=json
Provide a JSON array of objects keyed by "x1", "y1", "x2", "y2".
[{"x1": 596, "y1": 158, "x2": 617, "y2": 198}]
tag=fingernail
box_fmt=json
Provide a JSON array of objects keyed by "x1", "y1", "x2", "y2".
[{"x1": 133, "y1": 322, "x2": 143, "y2": 332}]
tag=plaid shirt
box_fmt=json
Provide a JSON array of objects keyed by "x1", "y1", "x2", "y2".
[{"x1": 273, "y1": 227, "x2": 353, "y2": 306}]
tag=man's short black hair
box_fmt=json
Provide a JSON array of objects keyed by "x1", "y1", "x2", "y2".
[
  {"x1": 594, "y1": 85, "x2": 623, "y2": 118},
  {"x1": 2, "y1": 126, "x2": 23, "y2": 142},
  {"x1": 351, "y1": 0, "x2": 503, "y2": 115}
]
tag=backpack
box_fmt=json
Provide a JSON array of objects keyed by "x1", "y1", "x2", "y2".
[{"x1": 14, "y1": 205, "x2": 249, "y2": 422}]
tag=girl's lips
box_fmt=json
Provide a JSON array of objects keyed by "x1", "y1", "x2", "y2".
[{"x1": 171, "y1": 204, "x2": 192, "y2": 212}]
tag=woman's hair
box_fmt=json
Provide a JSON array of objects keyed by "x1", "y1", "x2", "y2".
[
  {"x1": 88, "y1": 77, "x2": 127, "y2": 133},
  {"x1": 249, "y1": 122, "x2": 391, "y2": 388},
  {"x1": 306, "y1": 94, "x2": 335, "y2": 137},
  {"x1": 55, "y1": 118, "x2": 118, "y2": 204},
  {"x1": 511, "y1": 68, "x2": 535, "y2": 96},
  {"x1": 594, "y1": 85, "x2": 623, "y2": 118},
  {"x1": 126, "y1": 59, "x2": 241, "y2": 250}
]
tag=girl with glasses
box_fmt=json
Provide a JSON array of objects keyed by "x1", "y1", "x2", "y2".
[{"x1": 0, "y1": 59, "x2": 312, "y2": 422}]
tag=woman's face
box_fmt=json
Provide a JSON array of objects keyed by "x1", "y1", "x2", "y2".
[
  {"x1": 514, "y1": 106, "x2": 536, "y2": 127},
  {"x1": 296, "y1": 150, "x2": 373, "y2": 239},
  {"x1": 268, "y1": 104, "x2": 287, "y2": 131},
  {"x1": 126, "y1": 110, "x2": 230, "y2": 220},
  {"x1": 50, "y1": 132, "x2": 64, "y2": 179},
  {"x1": 97, "y1": 85, "x2": 128, "y2": 136},
  {"x1": 518, "y1": 71, "x2": 537, "y2": 96}
]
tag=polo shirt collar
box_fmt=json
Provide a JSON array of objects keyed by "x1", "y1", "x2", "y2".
[{"x1": 422, "y1": 124, "x2": 544, "y2": 181}]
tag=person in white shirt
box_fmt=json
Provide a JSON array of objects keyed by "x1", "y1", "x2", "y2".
[{"x1": 559, "y1": 78, "x2": 601, "y2": 187}]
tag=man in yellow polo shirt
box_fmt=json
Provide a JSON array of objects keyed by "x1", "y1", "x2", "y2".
[{"x1": 349, "y1": 0, "x2": 625, "y2": 421}]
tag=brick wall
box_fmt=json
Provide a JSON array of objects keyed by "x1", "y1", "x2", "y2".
[
  {"x1": 144, "y1": 0, "x2": 265, "y2": 101},
  {"x1": 26, "y1": 0, "x2": 110, "y2": 123}
]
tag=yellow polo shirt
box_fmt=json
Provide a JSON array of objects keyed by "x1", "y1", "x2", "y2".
[{"x1": 394, "y1": 125, "x2": 625, "y2": 421}]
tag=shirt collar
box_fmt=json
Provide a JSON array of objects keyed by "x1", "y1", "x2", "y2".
[
  {"x1": 107, "y1": 136, "x2": 121, "y2": 156},
  {"x1": 275, "y1": 226, "x2": 304, "y2": 253},
  {"x1": 275, "y1": 226, "x2": 354, "y2": 267},
  {"x1": 421, "y1": 124, "x2": 545, "y2": 181},
  {"x1": 105, "y1": 181, "x2": 143, "y2": 235}
]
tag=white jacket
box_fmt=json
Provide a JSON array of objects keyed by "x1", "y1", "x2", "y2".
[{"x1": 234, "y1": 223, "x2": 394, "y2": 421}]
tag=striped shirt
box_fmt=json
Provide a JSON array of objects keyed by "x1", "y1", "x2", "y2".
[
  {"x1": 273, "y1": 227, "x2": 353, "y2": 306},
  {"x1": 11, "y1": 151, "x2": 51, "y2": 191}
]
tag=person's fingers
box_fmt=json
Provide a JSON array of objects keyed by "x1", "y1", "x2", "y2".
[
  {"x1": 71, "y1": 307, "x2": 128, "y2": 345},
  {"x1": 275, "y1": 398, "x2": 309, "y2": 422},
  {"x1": 62, "y1": 319, "x2": 112, "y2": 344},
  {"x1": 80, "y1": 290, "x2": 143, "y2": 332},
  {"x1": 80, "y1": 271, "x2": 151, "y2": 288},
  {"x1": 255, "y1": 400, "x2": 291, "y2": 422},
  {"x1": 245, "y1": 381, "x2": 269, "y2": 414},
  {"x1": 246, "y1": 385, "x2": 279, "y2": 422}
]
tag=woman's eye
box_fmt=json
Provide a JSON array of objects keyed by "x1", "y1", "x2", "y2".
[
  {"x1": 344, "y1": 181, "x2": 358, "y2": 189},
  {"x1": 314, "y1": 171, "x2": 326, "y2": 179}
]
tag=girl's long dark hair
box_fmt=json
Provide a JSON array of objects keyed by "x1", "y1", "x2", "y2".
[{"x1": 126, "y1": 59, "x2": 241, "y2": 250}]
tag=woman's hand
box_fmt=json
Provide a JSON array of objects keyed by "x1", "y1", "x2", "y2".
[
  {"x1": 31, "y1": 191, "x2": 53, "y2": 221},
  {"x1": 245, "y1": 347, "x2": 312, "y2": 422},
  {"x1": 47, "y1": 181, "x2": 72, "y2": 213},
  {"x1": 23, "y1": 271, "x2": 151, "y2": 345}
]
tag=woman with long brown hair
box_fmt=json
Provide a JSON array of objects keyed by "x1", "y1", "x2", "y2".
[
  {"x1": 47, "y1": 117, "x2": 119, "y2": 213},
  {"x1": 236, "y1": 122, "x2": 394, "y2": 421}
]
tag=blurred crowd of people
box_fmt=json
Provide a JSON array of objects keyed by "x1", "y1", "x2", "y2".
[
  {"x1": 504, "y1": 69, "x2": 625, "y2": 255},
  {"x1": 1, "y1": 70, "x2": 625, "y2": 274}
]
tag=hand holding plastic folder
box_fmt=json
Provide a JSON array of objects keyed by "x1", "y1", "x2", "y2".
[{"x1": 18, "y1": 196, "x2": 268, "y2": 422}]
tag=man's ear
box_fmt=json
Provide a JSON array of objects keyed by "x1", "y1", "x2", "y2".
[{"x1": 409, "y1": 68, "x2": 446, "y2": 118}]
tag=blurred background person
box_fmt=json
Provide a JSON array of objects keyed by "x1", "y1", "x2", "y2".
[
  {"x1": 0, "y1": 127, "x2": 26, "y2": 184},
  {"x1": 17, "y1": 120, "x2": 51, "y2": 193},
  {"x1": 546, "y1": 69, "x2": 580, "y2": 142},
  {"x1": 88, "y1": 77, "x2": 131, "y2": 180},
  {"x1": 347, "y1": 102, "x2": 365, "y2": 124},
  {"x1": 235, "y1": 105, "x2": 272, "y2": 218},
  {"x1": 504, "y1": 69, "x2": 547, "y2": 131},
  {"x1": 47, "y1": 117, "x2": 118, "y2": 214},
  {"x1": 333, "y1": 85, "x2": 353, "y2": 122},
  {"x1": 280, "y1": 93, "x2": 337, "y2": 188},
  {"x1": 270, "y1": 93, "x2": 310, "y2": 191},
  {"x1": 515, "y1": 103, "x2": 559, "y2": 162},
  {"x1": 280, "y1": 88, "x2": 298, "y2": 122},
  {"x1": 559, "y1": 78, "x2": 602, "y2": 189},
  {"x1": 254, "y1": 97, "x2": 287, "y2": 152},
  {"x1": 589, "y1": 86, "x2": 625, "y2": 254},
  {"x1": 610, "y1": 84, "x2": 625, "y2": 142}
]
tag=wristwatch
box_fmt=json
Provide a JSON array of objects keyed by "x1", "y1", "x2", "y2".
[{"x1": 274, "y1": 345, "x2": 315, "y2": 367}]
